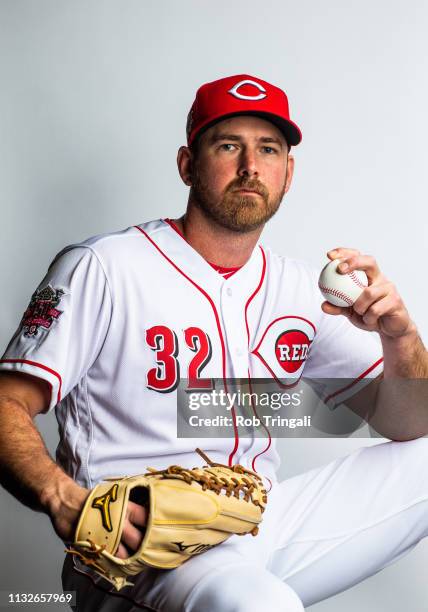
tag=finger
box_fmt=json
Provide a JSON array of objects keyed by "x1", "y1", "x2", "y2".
[
  {"x1": 336, "y1": 254, "x2": 383, "y2": 283},
  {"x1": 115, "y1": 542, "x2": 130, "y2": 559},
  {"x1": 113, "y1": 500, "x2": 148, "y2": 559},
  {"x1": 327, "y1": 247, "x2": 361, "y2": 261},
  {"x1": 361, "y1": 295, "x2": 401, "y2": 327},
  {"x1": 115, "y1": 518, "x2": 145, "y2": 559},
  {"x1": 352, "y1": 283, "x2": 392, "y2": 316},
  {"x1": 122, "y1": 519, "x2": 146, "y2": 552},
  {"x1": 127, "y1": 500, "x2": 147, "y2": 528}
]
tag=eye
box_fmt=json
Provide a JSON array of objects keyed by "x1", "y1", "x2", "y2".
[
  {"x1": 262, "y1": 146, "x2": 277, "y2": 154},
  {"x1": 219, "y1": 143, "x2": 237, "y2": 152}
]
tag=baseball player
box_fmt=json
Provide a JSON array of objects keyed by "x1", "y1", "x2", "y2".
[{"x1": 0, "y1": 74, "x2": 428, "y2": 612}]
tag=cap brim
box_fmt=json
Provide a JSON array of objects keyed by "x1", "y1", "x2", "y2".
[{"x1": 192, "y1": 111, "x2": 302, "y2": 147}]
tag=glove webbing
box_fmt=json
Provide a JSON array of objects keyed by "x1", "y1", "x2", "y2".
[{"x1": 144, "y1": 448, "x2": 268, "y2": 518}]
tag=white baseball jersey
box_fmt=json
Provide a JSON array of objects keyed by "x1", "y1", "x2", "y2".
[{"x1": 0, "y1": 219, "x2": 383, "y2": 487}]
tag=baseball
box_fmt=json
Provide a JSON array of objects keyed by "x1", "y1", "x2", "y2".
[{"x1": 318, "y1": 259, "x2": 368, "y2": 307}]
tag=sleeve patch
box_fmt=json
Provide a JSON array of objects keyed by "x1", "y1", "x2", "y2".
[{"x1": 20, "y1": 284, "x2": 65, "y2": 337}]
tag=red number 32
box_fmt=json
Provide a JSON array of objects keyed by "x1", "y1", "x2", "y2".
[{"x1": 146, "y1": 325, "x2": 213, "y2": 392}]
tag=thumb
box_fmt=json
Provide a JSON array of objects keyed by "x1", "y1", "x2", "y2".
[{"x1": 321, "y1": 301, "x2": 350, "y2": 317}]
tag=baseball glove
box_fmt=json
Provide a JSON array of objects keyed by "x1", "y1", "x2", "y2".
[{"x1": 66, "y1": 448, "x2": 268, "y2": 590}]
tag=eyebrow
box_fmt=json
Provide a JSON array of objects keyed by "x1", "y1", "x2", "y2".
[{"x1": 208, "y1": 133, "x2": 285, "y2": 148}]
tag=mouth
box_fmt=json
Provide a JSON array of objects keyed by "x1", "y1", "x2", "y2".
[{"x1": 233, "y1": 189, "x2": 262, "y2": 196}]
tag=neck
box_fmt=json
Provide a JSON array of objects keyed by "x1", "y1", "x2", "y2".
[{"x1": 171, "y1": 204, "x2": 263, "y2": 267}]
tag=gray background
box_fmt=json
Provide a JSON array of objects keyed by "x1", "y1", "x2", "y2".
[{"x1": 1, "y1": 0, "x2": 427, "y2": 610}]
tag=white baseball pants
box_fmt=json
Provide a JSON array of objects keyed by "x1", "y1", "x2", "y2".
[{"x1": 62, "y1": 438, "x2": 428, "y2": 611}]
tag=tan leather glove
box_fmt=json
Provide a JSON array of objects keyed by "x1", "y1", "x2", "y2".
[{"x1": 66, "y1": 449, "x2": 268, "y2": 590}]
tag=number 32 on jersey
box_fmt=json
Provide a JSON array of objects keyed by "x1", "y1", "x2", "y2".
[{"x1": 145, "y1": 325, "x2": 213, "y2": 393}]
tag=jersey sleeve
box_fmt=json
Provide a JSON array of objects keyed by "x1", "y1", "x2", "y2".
[
  {"x1": 0, "y1": 246, "x2": 112, "y2": 412},
  {"x1": 304, "y1": 294, "x2": 384, "y2": 410}
]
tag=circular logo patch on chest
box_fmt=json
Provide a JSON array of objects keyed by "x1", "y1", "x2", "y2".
[
  {"x1": 275, "y1": 330, "x2": 311, "y2": 374},
  {"x1": 252, "y1": 316, "x2": 315, "y2": 384}
]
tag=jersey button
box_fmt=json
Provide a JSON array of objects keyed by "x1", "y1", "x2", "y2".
[{"x1": 226, "y1": 287, "x2": 233, "y2": 297}]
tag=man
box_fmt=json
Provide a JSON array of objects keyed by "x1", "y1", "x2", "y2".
[{"x1": 0, "y1": 74, "x2": 427, "y2": 611}]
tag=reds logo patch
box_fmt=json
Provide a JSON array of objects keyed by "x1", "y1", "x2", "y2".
[
  {"x1": 253, "y1": 316, "x2": 315, "y2": 385},
  {"x1": 275, "y1": 329, "x2": 311, "y2": 374},
  {"x1": 21, "y1": 284, "x2": 64, "y2": 337}
]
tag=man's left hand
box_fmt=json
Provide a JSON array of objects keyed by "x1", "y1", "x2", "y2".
[{"x1": 323, "y1": 247, "x2": 416, "y2": 339}]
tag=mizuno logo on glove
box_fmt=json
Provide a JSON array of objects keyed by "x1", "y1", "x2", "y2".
[
  {"x1": 92, "y1": 484, "x2": 118, "y2": 532},
  {"x1": 173, "y1": 541, "x2": 217, "y2": 555}
]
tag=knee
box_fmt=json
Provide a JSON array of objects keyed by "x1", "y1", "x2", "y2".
[
  {"x1": 391, "y1": 437, "x2": 428, "y2": 465},
  {"x1": 184, "y1": 563, "x2": 304, "y2": 612},
  {"x1": 388, "y1": 438, "x2": 428, "y2": 492}
]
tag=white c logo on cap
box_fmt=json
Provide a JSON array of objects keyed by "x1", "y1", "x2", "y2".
[{"x1": 228, "y1": 79, "x2": 267, "y2": 101}]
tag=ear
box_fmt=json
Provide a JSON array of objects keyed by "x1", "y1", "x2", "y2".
[
  {"x1": 284, "y1": 154, "x2": 295, "y2": 194},
  {"x1": 177, "y1": 146, "x2": 193, "y2": 186}
]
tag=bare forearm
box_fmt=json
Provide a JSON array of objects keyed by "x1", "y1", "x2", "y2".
[
  {"x1": 368, "y1": 328, "x2": 428, "y2": 440},
  {"x1": 0, "y1": 397, "x2": 69, "y2": 511},
  {"x1": 381, "y1": 325, "x2": 428, "y2": 378},
  {"x1": 0, "y1": 397, "x2": 88, "y2": 540}
]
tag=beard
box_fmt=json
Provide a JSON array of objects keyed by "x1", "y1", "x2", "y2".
[{"x1": 190, "y1": 169, "x2": 287, "y2": 233}]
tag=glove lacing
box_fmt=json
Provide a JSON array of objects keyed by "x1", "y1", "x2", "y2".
[{"x1": 144, "y1": 448, "x2": 268, "y2": 535}]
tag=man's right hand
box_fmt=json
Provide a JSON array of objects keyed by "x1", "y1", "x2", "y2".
[
  {"x1": 43, "y1": 472, "x2": 147, "y2": 557},
  {"x1": 40, "y1": 469, "x2": 90, "y2": 542}
]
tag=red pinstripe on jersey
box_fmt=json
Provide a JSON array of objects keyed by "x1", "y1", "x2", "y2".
[
  {"x1": 0, "y1": 358, "x2": 61, "y2": 405},
  {"x1": 134, "y1": 223, "x2": 242, "y2": 465},
  {"x1": 324, "y1": 357, "x2": 384, "y2": 404},
  {"x1": 242, "y1": 246, "x2": 273, "y2": 474}
]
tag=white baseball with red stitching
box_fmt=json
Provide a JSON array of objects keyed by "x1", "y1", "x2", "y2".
[{"x1": 318, "y1": 259, "x2": 368, "y2": 307}]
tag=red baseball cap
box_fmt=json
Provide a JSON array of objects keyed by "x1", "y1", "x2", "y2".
[{"x1": 186, "y1": 74, "x2": 302, "y2": 148}]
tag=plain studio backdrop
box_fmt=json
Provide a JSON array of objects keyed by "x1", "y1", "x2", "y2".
[{"x1": 1, "y1": 1, "x2": 427, "y2": 610}]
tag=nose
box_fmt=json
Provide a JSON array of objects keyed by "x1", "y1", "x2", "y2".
[{"x1": 237, "y1": 147, "x2": 258, "y2": 178}]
